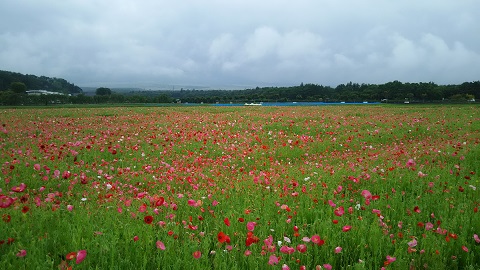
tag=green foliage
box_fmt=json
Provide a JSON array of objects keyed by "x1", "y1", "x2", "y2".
[
  {"x1": 0, "y1": 70, "x2": 82, "y2": 94},
  {"x1": 147, "y1": 81, "x2": 479, "y2": 104},
  {"x1": 0, "y1": 90, "x2": 21, "y2": 105},
  {"x1": 9, "y1": 82, "x2": 27, "y2": 93},
  {"x1": 95, "y1": 87, "x2": 112, "y2": 96}
]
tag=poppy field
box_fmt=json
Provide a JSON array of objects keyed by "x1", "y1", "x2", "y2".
[{"x1": 1, "y1": 105, "x2": 479, "y2": 269}]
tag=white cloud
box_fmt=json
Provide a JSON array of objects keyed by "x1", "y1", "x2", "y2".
[
  {"x1": 244, "y1": 27, "x2": 281, "y2": 61},
  {"x1": 209, "y1": 33, "x2": 237, "y2": 63},
  {"x1": 388, "y1": 33, "x2": 426, "y2": 69},
  {"x1": 0, "y1": 0, "x2": 479, "y2": 88}
]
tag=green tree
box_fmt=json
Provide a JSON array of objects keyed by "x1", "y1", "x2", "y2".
[
  {"x1": 95, "y1": 87, "x2": 112, "y2": 96},
  {"x1": 0, "y1": 90, "x2": 20, "y2": 105},
  {"x1": 10, "y1": 82, "x2": 27, "y2": 93}
]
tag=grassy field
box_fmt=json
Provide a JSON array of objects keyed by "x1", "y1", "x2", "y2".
[{"x1": 0, "y1": 105, "x2": 479, "y2": 269}]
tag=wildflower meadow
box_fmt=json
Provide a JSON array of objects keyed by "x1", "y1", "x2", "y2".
[{"x1": 0, "y1": 104, "x2": 479, "y2": 269}]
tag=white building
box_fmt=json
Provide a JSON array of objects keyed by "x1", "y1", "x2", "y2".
[{"x1": 26, "y1": 90, "x2": 68, "y2": 96}]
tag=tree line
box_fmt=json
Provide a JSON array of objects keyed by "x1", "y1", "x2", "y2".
[
  {"x1": 0, "y1": 70, "x2": 478, "y2": 105},
  {"x1": 133, "y1": 81, "x2": 478, "y2": 104}
]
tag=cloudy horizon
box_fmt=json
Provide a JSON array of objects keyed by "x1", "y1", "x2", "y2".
[{"x1": 1, "y1": 0, "x2": 479, "y2": 89}]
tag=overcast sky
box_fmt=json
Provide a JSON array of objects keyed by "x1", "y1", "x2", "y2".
[{"x1": 1, "y1": 0, "x2": 479, "y2": 89}]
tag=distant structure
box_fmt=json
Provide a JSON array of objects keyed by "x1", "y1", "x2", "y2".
[{"x1": 26, "y1": 90, "x2": 69, "y2": 96}]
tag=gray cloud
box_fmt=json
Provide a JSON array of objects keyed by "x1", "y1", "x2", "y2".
[{"x1": 1, "y1": 0, "x2": 479, "y2": 89}]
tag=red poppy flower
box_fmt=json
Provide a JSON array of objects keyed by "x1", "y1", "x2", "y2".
[
  {"x1": 66, "y1": 252, "x2": 77, "y2": 260},
  {"x1": 144, "y1": 215, "x2": 154, "y2": 224},
  {"x1": 155, "y1": 197, "x2": 165, "y2": 206},
  {"x1": 193, "y1": 250, "x2": 202, "y2": 259},
  {"x1": 245, "y1": 232, "x2": 259, "y2": 246},
  {"x1": 217, "y1": 231, "x2": 231, "y2": 244},
  {"x1": 2, "y1": 214, "x2": 11, "y2": 223},
  {"x1": 449, "y1": 233, "x2": 458, "y2": 240},
  {"x1": 224, "y1": 217, "x2": 230, "y2": 226}
]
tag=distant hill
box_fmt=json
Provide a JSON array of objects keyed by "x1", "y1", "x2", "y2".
[
  {"x1": 81, "y1": 87, "x2": 145, "y2": 96},
  {"x1": 0, "y1": 70, "x2": 83, "y2": 94}
]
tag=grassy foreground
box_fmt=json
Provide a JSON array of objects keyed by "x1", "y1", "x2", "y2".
[{"x1": 0, "y1": 105, "x2": 479, "y2": 269}]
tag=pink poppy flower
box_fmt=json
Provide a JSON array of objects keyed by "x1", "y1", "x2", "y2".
[
  {"x1": 418, "y1": 171, "x2": 427, "y2": 177},
  {"x1": 334, "y1": 246, "x2": 342, "y2": 253},
  {"x1": 311, "y1": 235, "x2": 325, "y2": 246},
  {"x1": 76, "y1": 250, "x2": 87, "y2": 264},
  {"x1": 11, "y1": 183, "x2": 26, "y2": 193},
  {"x1": 408, "y1": 239, "x2": 417, "y2": 247},
  {"x1": 406, "y1": 159, "x2": 416, "y2": 167},
  {"x1": 264, "y1": 235, "x2": 273, "y2": 246},
  {"x1": 280, "y1": 246, "x2": 295, "y2": 254},
  {"x1": 296, "y1": 244, "x2": 307, "y2": 253},
  {"x1": 334, "y1": 206, "x2": 345, "y2": 217},
  {"x1": 474, "y1": 234, "x2": 480, "y2": 243},
  {"x1": 328, "y1": 200, "x2": 336, "y2": 207},
  {"x1": 0, "y1": 196, "x2": 14, "y2": 208},
  {"x1": 268, "y1": 255, "x2": 279, "y2": 265},
  {"x1": 342, "y1": 225, "x2": 352, "y2": 232},
  {"x1": 16, "y1": 249, "x2": 27, "y2": 257},
  {"x1": 156, "y1": 241, "x2": 165, "y2": 250},
  {"x1": 323, "y1": 264, "x2": 332, "y2": 270},
  {"x1": 386, "y1": 255, "x2": 396, "y2": 263},
  {"x1": 361, "y1": 190, "x2": 372, "y2": 200},
  {"x1": 425, "y1": 222, "x2": 434, "y2": 230},
  {"x1": 247, "y1": 221, "x2": 257, "y2": 231}
]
